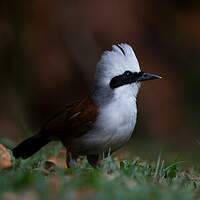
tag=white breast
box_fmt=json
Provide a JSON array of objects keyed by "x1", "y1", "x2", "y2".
[
  {"x1": 76, "y1": 84, "x2": 138, "y2": 155},
  {"x1": 100, "y1": 96, "x2": 137, "y2": 152}
]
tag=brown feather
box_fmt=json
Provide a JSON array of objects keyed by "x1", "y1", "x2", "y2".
[{"x1": 41, "y1": 98, "x2": 98, "y2": 140}]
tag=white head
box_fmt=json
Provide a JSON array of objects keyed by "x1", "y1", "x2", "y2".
[{"x1": 93, "y1": 44, "x2": 160, "y2": 105}]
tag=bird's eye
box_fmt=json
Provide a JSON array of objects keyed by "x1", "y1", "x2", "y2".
[{"x1": 124, "y1": 71, "x2": 132, "y2": 76}]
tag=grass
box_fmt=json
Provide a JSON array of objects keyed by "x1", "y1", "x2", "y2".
[{"x1": 0, "y1": 142, "x2": 200, "y2": 200}]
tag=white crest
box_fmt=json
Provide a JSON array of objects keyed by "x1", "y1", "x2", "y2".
[{"x1": 95, "y1": 43, "x2": 141, "y2": 88}]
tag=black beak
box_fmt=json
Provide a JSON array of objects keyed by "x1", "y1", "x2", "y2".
[{"x1": 137, "y1": 72, "x2": 161, "y2": 82}]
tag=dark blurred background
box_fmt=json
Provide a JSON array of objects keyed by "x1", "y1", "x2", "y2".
[{"x1": 1, "y1": 0, "x2": 200, "y2": 160}]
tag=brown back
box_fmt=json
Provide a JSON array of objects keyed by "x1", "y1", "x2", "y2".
[{"x1": 41, "y1": 98, "x2": 98, "y2": 139}]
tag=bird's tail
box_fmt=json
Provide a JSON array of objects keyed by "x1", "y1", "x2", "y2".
[{"x1": 12, "y1": 133, "x2": 51, "y2": 159}]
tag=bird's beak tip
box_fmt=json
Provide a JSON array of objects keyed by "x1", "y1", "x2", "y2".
[
  {"x1": 156, "y1": 75, "x2": 162, "y2": 79},
  {"x1": 136, "y1": 72, "x2": 162, "y2": 82}
]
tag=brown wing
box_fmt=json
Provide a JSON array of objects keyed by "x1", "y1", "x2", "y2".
[{"x1": 41, "y1": 98, "x2": 98, "y2": 139}]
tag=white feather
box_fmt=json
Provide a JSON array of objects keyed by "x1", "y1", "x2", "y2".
[
  {"x1": 95, "y1": 43, "x2": 141, "y2": 89},
  {"x1": 74, "y1": 44, "x2": 141, "y2": 155}
]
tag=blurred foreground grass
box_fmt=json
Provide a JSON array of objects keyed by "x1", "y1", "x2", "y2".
[{"x1": 0, "y1": 142, "x2": 200, "y2": 200}]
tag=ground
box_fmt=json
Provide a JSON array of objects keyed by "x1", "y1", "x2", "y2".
[{"x1": 0, "y1": 142, "x2": 200, "y2": 200}]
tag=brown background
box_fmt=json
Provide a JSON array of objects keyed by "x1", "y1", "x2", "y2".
[{"x1": 0, "y1": 1, "x2": 200, "y2": 155}]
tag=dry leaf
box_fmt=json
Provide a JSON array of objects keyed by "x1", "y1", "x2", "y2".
[
  {"x1": 0, "y1": 144, "x2": 12, "y2": 169},
  {"x1": 47, "y1": 150, "x2": 68, "y2": 169},
  {"x1": 47, "y1": 157, "x2": 67, "y2": 169}
]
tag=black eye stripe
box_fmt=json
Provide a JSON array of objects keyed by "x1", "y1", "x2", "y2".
[{"x1": 110, "y1": 71, "x2": 143, "y2": 89}]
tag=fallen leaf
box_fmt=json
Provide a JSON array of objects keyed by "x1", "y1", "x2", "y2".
[
  {"x1": 45, "y1": 160, "x2": 56, "y2": 172},
  {"x1": 0, "y1": 144, "x2": 12, "y2": 169},
  {"x1": 47, "y1": 150, "x2": 68, "y2": 169},
  {"x1": 47, "y1": 157, "x2": 67, "y2": 169}
]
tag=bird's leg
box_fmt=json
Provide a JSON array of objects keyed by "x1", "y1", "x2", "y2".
[
  {"x1": 87, "y1": 154, "x2": 103, "y2": 168},
  {"x1": 66, "y1": 152, "x2": 77, "y2": 168}
]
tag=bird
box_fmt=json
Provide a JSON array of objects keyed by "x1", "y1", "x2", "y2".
[{"x1": 12, "y1": 44, "x2": 161, "y2": 168}]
